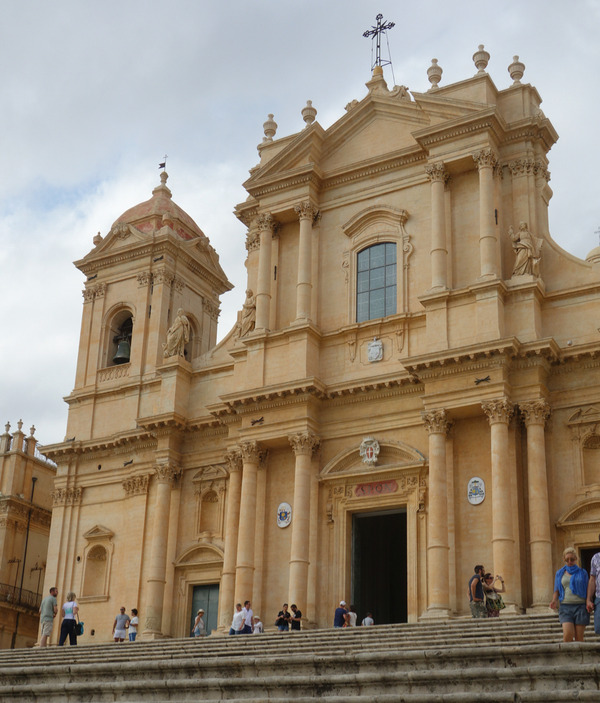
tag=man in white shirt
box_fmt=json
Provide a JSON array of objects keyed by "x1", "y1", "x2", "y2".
[
  {"x1": 229, "y1": 603, "x2": 244, "y2": 635},
  {"x1": 241, "y1": 600, "x2": 253, "y2": 634},
  {"x1": 586, "y1": 534, "x2": 600, "y2": 635}
]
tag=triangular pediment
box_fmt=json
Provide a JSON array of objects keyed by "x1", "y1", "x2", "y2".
[
  {"x1": 568, "y1": 406, "x2": 600, "y2": 426},
  {"x1": 83, "y1": 524, "x2": 114, "y2": 541},
  {"x1": 80, "y1": 223, "x2": 148, "y2": 263},
  {"x1": 321, "y1": 439, "x2": 426, "y2": 478}
]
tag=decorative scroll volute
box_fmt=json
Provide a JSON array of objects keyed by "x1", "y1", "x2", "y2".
[
  {"x1": 421, "y1": 409, "x2": 451, "y2": 435},
  {"x1": 294, "y1": 201, "x2": 318, "y2": 222},
  {"x1": 520, "y1": 400, "x2": 551, "y2": 427},
  {"x1": 473, "y1": 148, "x2": 498, "y2": 170},
  {"x1": 482, "y1": 398, "x2": 514, "y2": 425},
  {"x1": 288, "y1": 432, "x2": 320, "y2": 457},
  {"x1": 153, "y1": 464, "x2": 181, "y2": 484},
  {"x1": 224, "y1": 449, "x2": 243, "y2": 474},
  {"x1": 425, "y1": 162, "x2": 448, "y2": 183}
]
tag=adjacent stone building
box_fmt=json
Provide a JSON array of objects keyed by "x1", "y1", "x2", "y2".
[
  {"x1": 42, "y1": 47, "x2": 600, "y2": 642},
  {"x1": 0, "y1": 422, "x2": 55, "y2": 648}
]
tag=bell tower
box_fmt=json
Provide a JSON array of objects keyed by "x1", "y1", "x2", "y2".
[{"x1": 65, "y1": 172, "x2": 232, "y2": 442}]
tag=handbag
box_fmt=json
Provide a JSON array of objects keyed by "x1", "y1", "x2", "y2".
[{"x1": 76, "y1": 615, "x2": 84, "y2": 636}]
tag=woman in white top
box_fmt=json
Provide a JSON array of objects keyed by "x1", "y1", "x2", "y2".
[
  {"x1": 347, "y1": 605, "x2": 358, "y2": 627},
  {"x1": 129, "y1": 608, "x2": 139, "y2": 642},
  {"x1": 58, "y1": 591, "x2": 79, "y2": 646},
  {"x1": 192, "y1": 608, "x2": 206, "y2": 637}
]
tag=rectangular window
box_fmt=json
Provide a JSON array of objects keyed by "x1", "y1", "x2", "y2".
[{"x1": 356, "y1": 243, "x2": 397, "y2": 322}]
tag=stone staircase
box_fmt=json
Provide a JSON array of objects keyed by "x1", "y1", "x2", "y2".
[{"x1": 1, "y1": 614, "x2": 600, "y2": 701}]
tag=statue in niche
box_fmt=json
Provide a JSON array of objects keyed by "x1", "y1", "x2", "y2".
[
  {"x1": 163, "y1": 308, "x2": 190, "y2": 358},
  {"x1": 239, "y1": 290, "x2": 256, "y2": 337},
  {"x1": 508, "y1": 221, "x2": 543, "y2": 277}
]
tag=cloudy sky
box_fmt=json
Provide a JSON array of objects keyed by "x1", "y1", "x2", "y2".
[{"x1": 1, "y1": 0, "x2": 598, "y2": 446}]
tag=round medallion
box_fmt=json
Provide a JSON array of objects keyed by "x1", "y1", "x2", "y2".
[
  {"x1": 277, "y1": 502, "x2": 292, "y2": 528},
  {"x1": 467, "y1": 477, "x2": 485, "y2": 505}
]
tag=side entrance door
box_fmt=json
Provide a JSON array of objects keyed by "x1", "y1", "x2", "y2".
[{"x1": 190, "y1": 583, "x2": 219, "y2": 636}]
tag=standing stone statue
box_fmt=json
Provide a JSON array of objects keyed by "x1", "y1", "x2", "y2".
[
  {"x1": 508, "y1": 221, "x2": 542, "y2": 277},
  {"x1": 163, "y1": 308, "x2": 190, "y2": 358},
  {"x1": 239, "y1": 290, "x2": 256, "y2": 337}
]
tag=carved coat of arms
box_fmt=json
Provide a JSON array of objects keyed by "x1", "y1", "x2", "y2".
[{"x1": 359, "y1": 437, "x2": 380, "y2": 466}]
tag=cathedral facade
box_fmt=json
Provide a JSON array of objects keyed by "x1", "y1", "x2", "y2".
[{"x1": 43, "y1": 48, "x2": 600, "y2": 641}]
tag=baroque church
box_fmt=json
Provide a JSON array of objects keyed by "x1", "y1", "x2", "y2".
[{"x1": 42, "y1": 45, "x2": 600, "y2": 640}]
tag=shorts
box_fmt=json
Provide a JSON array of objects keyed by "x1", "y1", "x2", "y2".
[
  {"x1": 41, "y1": 621, "x2": 53, "y2": 637},
  {"x1": 558, "y1": 602, "x2": 590, "y2": 626},
  {"x1": 470, "y1": 601, "x2": 487, "y2": 618},
  {"x1": 114, "y1": 628, "x2": 127, "y2": 639}
]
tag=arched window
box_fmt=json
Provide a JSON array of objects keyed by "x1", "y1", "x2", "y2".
[{"x1": 356, "y1": 243, "x2": 397, "y2": 322}]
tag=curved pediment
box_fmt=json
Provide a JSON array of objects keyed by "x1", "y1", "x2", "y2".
[
  {"x1": 321, "y1": 439, "x2": 425, "y2": 478},
  {"x1": 557, "y1": 498, "x2": 600, "y2": 528},
  {"x1": 342, "y1": 205, "x2": 409, "y2": 240},
  {"x1": 175, "y1": 543, "x2": 224, "y2": 566}
]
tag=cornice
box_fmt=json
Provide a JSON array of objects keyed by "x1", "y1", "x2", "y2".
[
  {"x1": 42, "y1": 427, "x2": 157, "y2": 461},
  {"x1": 243, "y1": 164, "x2": 323, "y2": 200},
  {"x1": 412, "y1": 107, "x2": 507, "y2": 150}
]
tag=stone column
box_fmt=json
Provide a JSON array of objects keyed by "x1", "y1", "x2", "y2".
[
  {"x1": 288, "y1": 432, "x2": 320, "y2": 610},
  {"x1": 252, "y1": 463, "x2": 268, "y2": 619},
  {"x1": 473, "y1": 149, "x2": 499, "y2": 278},
  {"x1": 255, "y1": 213, "x2": 275, "y2": 331},
  {"x1": 520, "y1": 400, "x2": 553, "y2": 610},
  {"x1": 218, "y1": 450, "x2": 242, "y2": 630},
  {"x1": 234, "y1": 441, "x2": 263, "y2": 602},
  {"x1": 294, "y1": 201, "x2": 317, "y2": 322},
  {"x1": 425, "y1": 162, "x2": 448, "y2": 290},
  {"x1": 482, "y1": 399, "x2": 516, "y2": 607},
  {"x1": 422, "y1": 409, "x2": 451, "y2": 617},
  {"x1": 143, "y1": 464, "x2": 180, "y2": 637}
]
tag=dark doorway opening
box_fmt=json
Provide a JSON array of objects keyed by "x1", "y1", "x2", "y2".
[
  {"x1": 190, "y1": 583, "x2": 219, "y2": 637},
  {"x1": 352, "y1": 509, "x2": 407, "y2": 625},
  {"x1": 581, "y1": 546, "x2": 599, "y2": 577}
]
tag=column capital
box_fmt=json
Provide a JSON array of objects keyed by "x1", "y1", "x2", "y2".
[
  {"x1": 153, "y1": 463, "x2": 181, "y2": 484},
  {"x1": 224, "y1": 449, "x2": 243, "y2": 473},
  {"x1": 519, "y1": 399, "x2": 551, "y2": 427},
  {"x1": 239, "y1": 440, "x2": 267, "y2": 465},
  {"x1": 421, "y1": 409, "x2": 452, "y2": 435},
  {"x1": 288, "y1": 431, "x2": 320, "y2": 456},
  {"x1": 473, "y1": 148, "x2": 498, "y2": 170},
  {"x1": 482, "y1": 398, "x2": 514, "y2": 425},
  {"x1": 294, "y1": 200, "x2": 318, "y2": 222},
  {"x1": 425, "y1": 162, "x2": 448, "y2": 183},
  {"x1": 257, "y1": 212, "x2": 276, "y2": 232}
]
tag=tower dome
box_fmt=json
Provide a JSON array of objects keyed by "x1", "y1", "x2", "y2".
[{"x1": 112, "y1": 172, "x2": 206, "y2": 241}]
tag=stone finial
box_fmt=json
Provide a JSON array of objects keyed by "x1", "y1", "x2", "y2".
[
  {"x1": 5, "y1": 422, "x2": 10, "y2": 433},
  {"x1": 17, "y1": 419, "x2": 23, "y2": 432},
  {"x1": 29, "y1": 425, "x2": 36, "y2": 437},
  {"x1": 427, "y1": 59, "x2": 442, "y2": 90},
  {"x1": 473, "y1": 44, "x2": 490, "y2": 73},
  {"x1": 93, "y1": 231, "x2": 103, "y2": 246},
  {"x1": 301, "y1": 100, "x2": 317, "y2": 126},
  {"x1": 262, "y1": 114, "x2": 278, "y2": 142},
  {"x1": 508, "y1": 55, "x2": 525, "y2": 85}
]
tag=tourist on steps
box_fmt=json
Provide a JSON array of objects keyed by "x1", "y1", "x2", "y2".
[
  {"x1": 482, "y1": 573, "x2": 506, "y2": 617},
  {"x1": 192, "y1": 608, "x2": 206, "y2": 637},
  {"x1": 550, "y1": 547, "x2": 589, "y2": 642},
  {"x1": 333, "y1": 601, "x2": 349, "y2": 627},
  {"x1": 241, "y1": 600, "x2": 253, "y2": 634},
  {"x1": 229, "y1": 603, "x2": 244, "y2": 635},
  {"x1": 128, "y1": 608, "x2": 139, "y2": 641},
  {"x1": 39, "y1": 586, "x2": 58, "y2": 647},
  {"x1": 468, "y1": 565, "x2": 487, "y2": 618},
  {"x1": 346, "y1": 605, "x2": 357, "y2": 626},
  {"x1": 586, "y1": 535, "x2": 600, "y2": 636},
  {"x1": 58, "y1": 591, "x2": 79, "y2": 646},
  {"x1": 361, "y1": 611, "x2": 374, "y2": 626},
  {"x1": 290, "y1": 604, "x2": 302, "y2": 631},
  {"x1": 275, "y1": 603, "x2": 291, "y2": 631},
  {"x1": 113, "y1": 606, "x2": 130, "y2": 642}
]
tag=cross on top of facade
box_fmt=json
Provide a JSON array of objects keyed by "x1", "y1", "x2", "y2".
[{"x1": 363, "y1": 13, "x2": 395, "y2": 70}]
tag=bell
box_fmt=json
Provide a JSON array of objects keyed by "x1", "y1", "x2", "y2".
[{"x1": 113, "y1": 338, "x2": 131, "y2": 365}]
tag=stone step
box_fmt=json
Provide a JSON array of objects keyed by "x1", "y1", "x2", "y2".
[{"x1": 1, "y1": 615, "x2": 597, "y2": 702}]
